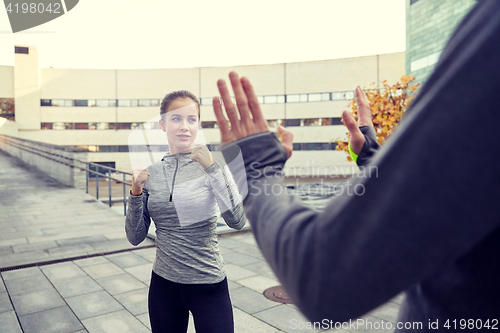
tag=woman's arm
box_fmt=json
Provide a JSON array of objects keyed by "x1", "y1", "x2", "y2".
[
  {"x1": 205, "y1": 160, "x2": 247, "y2": 230},
  {"x1": 125, "y1": 170, "x2": 152, "y2": 245}
]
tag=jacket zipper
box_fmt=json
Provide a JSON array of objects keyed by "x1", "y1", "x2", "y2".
[{"x1": 169, "y1": 154, "x2": 179, "y2": 202}]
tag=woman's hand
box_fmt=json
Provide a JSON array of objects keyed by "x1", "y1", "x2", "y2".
[
  {"x1": 341, "y1": 86, "x2": 373, "y2": 154},
  {"x1": 191, "y1": 145, "x2": 214, "y2": 169},
  {"x1": 131, "y1": 169, "x2": 150, "y2": 196},
  {"x1": 213, "y1": 71, "x2": 293, "y2": 160}
]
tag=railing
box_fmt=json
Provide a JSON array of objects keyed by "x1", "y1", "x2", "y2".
[{"x1": 0, "y1": 135, "x2": 132, "y2": 215}]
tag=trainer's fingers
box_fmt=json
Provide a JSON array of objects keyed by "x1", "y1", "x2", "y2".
[
  {"x1": 241, "y1": 77, "x2": 269, "y2": 131},
  {"x1": 355, "y1": 86, "x2": 373, "y2": 127},
  {"x1": 217, "y1": 79, "x2": 240, "y2": 132},
  {"x1": 213, "y1": 97, "x2": 230, "y2": 139},
  {"x1": 277, "y1": 126, "x2": 293, "y2": 159},
  {"x1": 342, "y1": 110, "x2": 365, "y2": 154},
  {"x1": 229, "y1": 72, "x2": 252, "y2": 123}
]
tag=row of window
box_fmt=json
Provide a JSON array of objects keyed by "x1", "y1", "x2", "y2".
[
  {"x1": 40, "y1": 91, "x2": 354, "y2": 107},
  {"x1": 75, "y1": 142, "x2": 338, "y2": 153},
  {"x1": 40, "y1": 118, "x2": 343, "y2": 130}
]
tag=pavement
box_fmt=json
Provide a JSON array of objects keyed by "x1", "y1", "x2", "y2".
[{"x1": 0, "y1": 149, "x2": 402, "y2": 333}]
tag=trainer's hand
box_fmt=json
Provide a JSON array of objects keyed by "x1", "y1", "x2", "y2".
[
  {"x1": 341, "y1": 86, "x2": 373, "y2": 154},
  {"x1": 131, "y1": 169, "x2": 149, "y2": 196},
  {"x1": 191, "y1": 145, "x2": 214, "y2": 169},
  {"x1": 277, "y1": 125, "x2": 293, "y2": 159},
  {"x1": 213, "y1": 72, "x2": 294, "y2": 159}
]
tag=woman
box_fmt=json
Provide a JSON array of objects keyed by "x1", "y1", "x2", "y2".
[{"x1": 125, "y1": 90, "x2": 246, "y2": 333}]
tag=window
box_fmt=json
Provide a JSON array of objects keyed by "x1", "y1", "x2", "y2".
[
  {"x1": 201, "y1": 121, "x2": 217, "y2": 128},
  {"x1": 108, "y1": 123, "x2": 117, "y2": 130},
  {"x1": 88, "y1": 123, "x2": 97, "y2": 130},
  {"x1": 15, "y1": 46, "x2": 29, "y2": 54},
  {"x1": 51, "y1": 99, "x2": 63, "y2": 106},
  {"x1": 138, "y1": 99, "x2": 151, "y2": 107},
  {"x1": 299, "y1": 94, "x2": 308, "y2": 102},
  {"x1": 151, "y1": 99, "x2": 160, "y2": 106},
  {"x1": 130, "y1": 100, "x2": 138, "y2": 107},
  {"x1": 118, "y1": 145, "x2": 129, "y2": 152},
  {"x1": 88, "y1": 100, "x2": 96, "y2": 107},
  {"x1": 119, "y1": 123, "x2": 132, "y2": 129},
  {"x1": 345, "y1": 91, "x2": 354, "y2": 100},
  {"x1": 75, "y1": 123, "x2": 89, "y2": 130},
  {"x1": 308, "y1": 94, "x2": 321, "y2": 102},
  {"x1": 109, "y1": 100, "x2": 117, "y2": 107},
  {"x1": 328, "y1": 117, "x2": 343, "y2": 125},
  {"x1": 257, "y1": 96, "x2": 264, "y2": 104},
  {"x1": 277, "y1": 95, "x2": 285, "y2": 103},
  {"x1": 322, "y1": 93, "x2": 331, "y2": 101},
  {"x1": 331, "y1": 92, "x2": 344, "y2": 100},
  {"x1": 96, "y1": 100, "x2": 109, "y2": 107},
  {"x1": 284, "y1": 119, "x2": 301, "y2": 126},
  {"x1": 74, "y1": 100, "x2": 88, "y2": 107},
  {"x1": 64, "y1": 123, "x2": 74, "y2": 130},
  {"x1": 286, "y1": 94, "x2": 299, "y2": 103},
  {"x1": 264, "y1": 96, "x2": 277, "y2": 104},
  {"x1": 118, "y1": 99, "x2": 131, "y2": 107},
  {"x1": 52, "y1": 122, "x2": 65, "y2": 130},
  {"x1": 201, "y1": 98, "x2": 212, "y2": 106},
  {"x1": 303, "y1": 118, "x2": 320, "y2": 126},
  {"x1": 65, "y1": 100, "x2": 73, "y2": 107},
  {"x1": 41, "y1": 99, "x2": 52, "y2": 106},
  {"x1": 97, "y1": 122, "x2": 109, "y2": 130},
  {"x1": 41, "y1": 123, "x2": 52, "y2": 129}
]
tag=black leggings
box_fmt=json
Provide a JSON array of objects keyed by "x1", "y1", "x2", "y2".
[{"x1": 148, "y1": 271, "x2": 234, "y2": 333}]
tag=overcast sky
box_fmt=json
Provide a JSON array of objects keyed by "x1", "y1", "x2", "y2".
[{"x1": 0, "y1": 0, "x2": 406, "y2": 69}]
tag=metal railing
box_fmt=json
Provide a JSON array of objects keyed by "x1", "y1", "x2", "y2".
[{"x1": 0, "y1": 135, "x2": 132, "y2": 215}]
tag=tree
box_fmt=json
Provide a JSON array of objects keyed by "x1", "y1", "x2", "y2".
[{"x1": 335, "y1": 75, "x2": 419, "y2": 161}]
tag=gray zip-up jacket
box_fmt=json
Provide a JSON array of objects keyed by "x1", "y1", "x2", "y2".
[{"x1": 126, "y1": 150, "x2": 247, "y2": 284}]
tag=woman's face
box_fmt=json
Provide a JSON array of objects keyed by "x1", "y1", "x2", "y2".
[{"x1": 159, "y1": 98, "x2": 199, "y2": 154}]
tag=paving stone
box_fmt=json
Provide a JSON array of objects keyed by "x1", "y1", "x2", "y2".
[
  {"x1": 1, "y1": 266, "x2": 43, "y2": 281},
  {"x1": 11, "y1": 241, "x2": 59, "y2": 254},
  {"x1": 230, "y1": 287, "x2": 279, "y2": 314},
  {"x1": 225, "y1": 263, "x2": 259, "y2": 281},
  {"x1": 11, "y1": 288, "x2": 66, "y2": 316},
  {"x1": 0, "y1": 251, "x2": 51, "y2": 269},
  {"x1": 0, "y1": 246, "x2": 13, "y2": 255},
  {"x1": 234, "y1": 244, "x2": 266, "y2": 259},
  {"x1": 132, "y1": 247, "x2": 156, "y2": 259},
  {"x1": 96, "y1": 273, "x2": 147, "y2": 295},
  {"x1": 82, "y1": 262, "x2": 125, "y2": 280},
  {"x1": 41, "y1": 261, "x2": 87, "y2": 282},
  {"x1": 0, "y1": 291, "x2": 14, "y2": 313},
  {"x1": 233, "y1": 307, "x2": 280, "y2": 333},
  {"x1": 47, "y1": 243, "x2": 97, "y2": 257},
  {"x1": 0, "y1": 238, "x2": 28, "y2": 248},
  {"x1": 81, "y1": 309, "x2": 150, "y2": 333},
  {"x1": 389, "y1": 293, "x2": 405, "y2": 305},
  {"x1": 0, "y1": 278, "x2": 5, "y2": 292},
  {"x1": 253, "y1": 304, "x2": 321, "y2": 333},
  {"x1": 218, "y1": 238, "x2": 248, "y2": 249},
  {"x1": 106, "y1": 252, "x2": 151, "y2": 269},
  {"x1": 66, "y1": 290, "x2": 124, "y2": 320},
  {"x1": 243, "y1": 261, "x2": 278, "y2": 280},
  {"x1": 237, "y1": 275, "x2": 279, "y2": 294},
  {"x1": 125, "y1": 263, "x2": 153, "y2": 282},
  {"x1": 0, "y1": 310, "x2": 23, "y2": 333},
  {"x1": 4, "y1": 274, "x2": 53, "y2": 296},
  {"x1": 223, "y1": 251, "x2": 263, "y2": 266},
  {"x1": 366, "y1": 301, "x2": 400, "y2": 323},
  {"x1": 74, "y1": 256, "x2": 110, "y2": 268},
  {"x1": 114, "y1": 287, "x2": 149, "y2": 315},
  {"x1": 136, "y1": 313, "x2": 151, "y2": 330},
  {"x1": 51, "y1": 275, "x2": 103, "y2": 298},
  {"x1": 19, "y1": 306, "x2": 83, "y2": 333},
  {"x1": 227, "y1": 279, "x2": 244, "y2": 291}
]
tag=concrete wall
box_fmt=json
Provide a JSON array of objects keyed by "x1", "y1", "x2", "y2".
[{"x1": 0, "y1": 134, "x2": 88, "y2": 190}]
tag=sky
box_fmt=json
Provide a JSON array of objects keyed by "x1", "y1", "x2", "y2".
[{"x1": 0, "y1": 0, "x2": 406, "y2": 69}]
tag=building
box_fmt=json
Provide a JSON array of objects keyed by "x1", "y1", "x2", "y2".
[
  {"x1": 406, "y1": 0, "x2": 476, "y2": 86},
  {"x1": 0, "y1": 46, "x2": 405, "y2": 180}
]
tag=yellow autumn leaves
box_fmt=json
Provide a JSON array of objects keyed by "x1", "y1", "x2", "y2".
[{"x1": 336, "y1": 75, "x2": 420, "y2": 161}]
